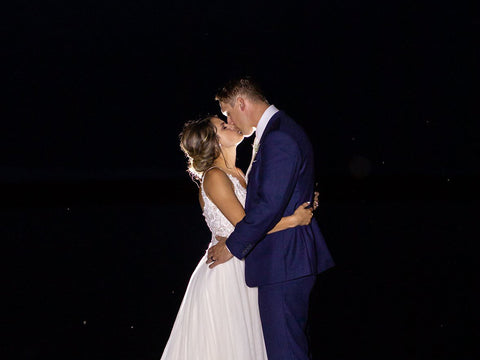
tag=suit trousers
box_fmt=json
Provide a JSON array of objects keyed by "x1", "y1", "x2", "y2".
[{"x1": 258, "y1": 275, "x2": 316, "y2": 360}]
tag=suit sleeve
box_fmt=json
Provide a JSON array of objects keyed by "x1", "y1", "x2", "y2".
[{"x1": 226, "y1": 131, "x2": 301, "y2": 259}]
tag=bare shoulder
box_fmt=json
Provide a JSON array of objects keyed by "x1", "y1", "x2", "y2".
[{"x1": 203, "y1": 168, "x2": 234, "y2": 195}]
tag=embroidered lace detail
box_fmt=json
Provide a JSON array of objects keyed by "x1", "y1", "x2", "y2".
[{"x1": 201, "y1": 170, "x2": 246, "y2": 243}]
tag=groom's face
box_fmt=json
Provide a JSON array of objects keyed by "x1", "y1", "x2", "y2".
[{"x1": 219, "y1": 99, "x2": 255, "y2": 137}]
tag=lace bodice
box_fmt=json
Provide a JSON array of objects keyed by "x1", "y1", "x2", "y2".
[{"x1": 201, "y1": 170, "x2": 246, "y2": 243}]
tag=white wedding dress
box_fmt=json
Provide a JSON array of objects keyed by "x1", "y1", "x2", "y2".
[{"x1": 160, "y1": 171, "x2": 268, "y2": 360}]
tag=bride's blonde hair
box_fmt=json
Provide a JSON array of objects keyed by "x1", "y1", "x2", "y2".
[{"x1": 179, "y1": 117, "x2": 221, "y2": 181}]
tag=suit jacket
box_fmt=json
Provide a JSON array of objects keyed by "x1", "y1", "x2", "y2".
[{"x1": 226, "y1": 110, "x2": 335, "y2": 287}]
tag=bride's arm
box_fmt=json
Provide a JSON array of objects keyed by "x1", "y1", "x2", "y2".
[
  {"x1": 203, "y1": 168, "x2": 312, "y2": 233},
  {"x1": 267, "y1": 191, "x2": 318, "y2": 233},
  {"x1": 267, "y1": 202, "x2": 312, "y2": 234}
]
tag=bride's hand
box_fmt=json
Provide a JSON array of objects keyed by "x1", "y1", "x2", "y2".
[{"x1": 291, "y1": 202, "x2": 314, "y2": 226}]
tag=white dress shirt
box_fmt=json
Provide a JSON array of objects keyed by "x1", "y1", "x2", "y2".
[
  {"x1": 245, "y1": 105, "x2": 279, "y2": 179},
  {"x1": 255, "y1": 104, "x2": 279, "y2": 145}
]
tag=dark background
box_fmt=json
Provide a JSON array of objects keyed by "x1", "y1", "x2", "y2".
[{"x1": 1, "y1": 1, "x2": 476, "y2": 359}]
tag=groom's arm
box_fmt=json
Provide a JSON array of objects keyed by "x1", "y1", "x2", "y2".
[{"x1": 226, "y1": 131, "x2": 301, "y2": 259}]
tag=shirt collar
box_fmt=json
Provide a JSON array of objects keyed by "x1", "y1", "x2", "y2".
[{"x1": 254, "y1": 105, "x2": 279, "y2": 144}]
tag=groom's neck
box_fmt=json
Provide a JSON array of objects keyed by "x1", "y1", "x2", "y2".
[{"x1": 250, "y1": 102, "x2": 270, "y2": 128}]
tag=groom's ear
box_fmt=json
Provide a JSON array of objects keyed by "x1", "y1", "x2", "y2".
[{"x1": 237, "y1": 97, "x2": 246, "y2": 111}]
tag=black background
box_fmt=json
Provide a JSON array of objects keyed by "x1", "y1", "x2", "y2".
[{"x1": 1, "y1": 1, "x2": 476, "y2": 359}]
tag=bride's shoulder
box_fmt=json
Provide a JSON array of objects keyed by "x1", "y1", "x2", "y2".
[
  {"x1": 203, "y1": 167, "x2": 229, "y2": 184},
  {"x1": 203, "y1": 168, "x2": 233, "y2": 194}
]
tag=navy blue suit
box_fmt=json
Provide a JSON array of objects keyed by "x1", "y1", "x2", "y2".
[{"x1": 226, "y1": 111, "x2": 334, "y2": 359}]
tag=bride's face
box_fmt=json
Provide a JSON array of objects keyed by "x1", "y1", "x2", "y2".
[{"x1": 210, "y1": 117, "x2": 244, "y2": 147}]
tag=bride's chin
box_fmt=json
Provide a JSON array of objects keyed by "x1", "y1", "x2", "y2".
[{"x1": 235, "y1": 136, "x2": 245, "y2": 145}]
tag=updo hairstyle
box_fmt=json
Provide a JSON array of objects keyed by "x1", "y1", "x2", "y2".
[{"x1": 179, "y1": 117, "x2": 221, "y2": 180}]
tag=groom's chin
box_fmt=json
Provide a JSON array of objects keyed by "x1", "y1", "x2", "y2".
[{"x1": 243, "y1": 129, "x2": 255, "y2": 137}]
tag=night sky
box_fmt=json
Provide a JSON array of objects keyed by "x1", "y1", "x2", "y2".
[
  {"x1": 1, "y1": 1, "x2": 476, "y2": 359},
  {"x1": 3, "y1": 1, "x2": 475, "y2": 183}
]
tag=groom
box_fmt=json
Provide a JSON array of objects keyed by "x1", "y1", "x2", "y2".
[{"x1": 207, "y1": 78, "x2": 334, "y2": 359}]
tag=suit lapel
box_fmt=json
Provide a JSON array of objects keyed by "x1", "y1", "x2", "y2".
[
  {"x1": 246, "y1": 112, "x2": 283, "y2": 184},
  {"x1": 256, "y1": 111, "x2": 282, "y2": 149}
]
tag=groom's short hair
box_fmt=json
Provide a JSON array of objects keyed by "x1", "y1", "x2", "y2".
[{"x1": 215, "y1": 77, "x2": 269, "y2": 106}]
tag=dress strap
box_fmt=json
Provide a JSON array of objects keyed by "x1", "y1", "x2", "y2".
[
  {"x1": 201, "y1": 166, "x2": 223, "y2": 192},
  {"x1": 202, "y1": 166, "x2": 223, "y2": 183},
  {"x1": 202, "y1": 166, "x2": 223, "y2": 178},
  {"x1": 202, "y1": 166, "x2": 245, "y2": 187}
]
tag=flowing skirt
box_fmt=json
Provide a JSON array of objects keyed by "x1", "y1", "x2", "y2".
[{"x1": 160, "y1": 245, "x2": 267, "y2": 360}]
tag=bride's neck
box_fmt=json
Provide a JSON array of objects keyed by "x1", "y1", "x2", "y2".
[{"x1": 213, "y1": 146, "x2": 237, "y2": 171}]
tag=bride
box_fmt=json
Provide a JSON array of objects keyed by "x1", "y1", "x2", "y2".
[{"x1": 160, "y1": 116, "x2": 315, "y2": 360}]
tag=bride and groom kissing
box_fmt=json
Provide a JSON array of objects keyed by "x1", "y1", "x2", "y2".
[{"x1": 161, "y1": 78, "x2": 334, "y2": 359}]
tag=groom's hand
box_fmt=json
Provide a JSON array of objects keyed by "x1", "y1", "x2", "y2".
[
  {"x1": 313, "y1": 191, "x2": 320, "y2": 211},
  {"x1": 206, "y1": 236, "x2": 233, "y2": 268}
]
